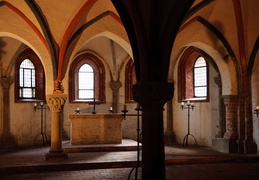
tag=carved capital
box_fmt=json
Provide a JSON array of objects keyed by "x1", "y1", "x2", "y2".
[
  {"x1": 110, "y1": 81, "x2": 122, "y2": 91},
  {"x1": 133, "y1": 82, "x2": 174, "y2": 110},
  {"x1": 47, "y1": 94, "x2": 67, "y2": 112},
  {"x1": 0, "y1": 76, "x2": 14, "y2": 89}
]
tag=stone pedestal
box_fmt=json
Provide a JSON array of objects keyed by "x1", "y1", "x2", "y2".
[
  {"x1": 69, "y1": 114, "x2": 123, "y2": 145},
  {"x1": 45, "y1": 94, "x2": 68, "y2": 160}
]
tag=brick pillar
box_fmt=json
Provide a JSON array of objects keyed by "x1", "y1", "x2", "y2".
[
  {"x1": 224, "y1": 97, "x2": 239, "y2": 140},
  {"x1": 237, "y1": 98, "x2": 246, "y2": 154},
  {"x1": 0, "y1": 77, "x2": 16, "y2": 149},
  {"x1": 220, "y1": 96, "x2": 239, "y2": 153},
  {"x1": 45, "y1": 94, "x2": 68, "y2": 160},
  {"x1": 133, "y1": 82, "x2": 174, "y2": 180}
]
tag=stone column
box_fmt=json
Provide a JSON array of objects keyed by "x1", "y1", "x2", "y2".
[
  {"x1": 214, "y1": 76, "x2": 225, "y2": 138},
  {"x1": 45, "y1": 94, "x2": 68, "y2": 160},
  {"x1": 0, "y1": 76, "x2": 16, "y2": 149},
  {"x1": 110, "y1": 81, "x2": 122, "y2": 113},
  {"x1": 244, "y1": 97, "x2": 257, "y2": 154},
  {"x1": 133, "y1": 82, "x2": 174, "y2": 180},
  {"x1": 164, "y1": 100, "x2": 175, "y2": 144}
]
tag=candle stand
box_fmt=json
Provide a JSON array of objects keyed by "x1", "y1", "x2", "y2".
[
  {"x1": 33, "y1": 102, "x2": 49, "y2": 146},
  {"x1": 254, "y1": 106, "x2": 259, "y2": 117},
  {"x1": 121, "y1": 105, "x2": 142, "y2": 180},
  {"x1": 181, "y1": 101, "x2": 197, "y2": 147}
]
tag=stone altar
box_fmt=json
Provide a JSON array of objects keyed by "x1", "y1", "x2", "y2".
[{"x1": 69, "y1": 114, "x2": 123, "y2": 145}]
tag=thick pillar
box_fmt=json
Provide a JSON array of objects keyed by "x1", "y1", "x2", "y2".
[
  {"x1": 0, "y1": 77, "x2": 16, "y2": 149},
  {"x1": 45, "y1": 94, "x2": 68, "y2": 160},
  {"x1": 110, "y1": 81, "x2": 122, "y2": 113},
  {"x1": 133, "y1": 82, "x2": 174, "y2": 180}
]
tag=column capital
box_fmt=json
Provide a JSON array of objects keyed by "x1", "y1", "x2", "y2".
[
  {"x1": 133, "y1": 82, "x2": 174, "y2": 109},
  {"x1": 110, "y1": 81, "x2": 122, "y2": 91},
  {"x1": 46, "y1": 94, "x2": 67, "y2": 112},
  {"x1": 0, "y1": 76, "x2": 14, "y2": 89}
]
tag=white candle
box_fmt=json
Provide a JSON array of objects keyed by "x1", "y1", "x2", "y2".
[
  {"x1": 187, "y1": 101, "x2": 191, "y2": 105},
  {"x1": 77, "y1": 107, "x2": 80, "y2": 111},
  {"x1": 256, "y1": 106, "x2": 259, "y2": 110},
  {"x1": 181, "y1": 102, "x2": 184, "y2": 106},
  {"x1": 110, "y1": 107, "x2": 113, "y2": 111},
  {"x1": 34, "y1": 103, "x2": 37, "y2": 107},
  {"x1": 40, "y1": 102, "x2": 44, "y2": 106}
]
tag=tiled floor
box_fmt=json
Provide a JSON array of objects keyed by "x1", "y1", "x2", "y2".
[{"x1": 0, "y1": 139, "x2": 259, "y2": 180}]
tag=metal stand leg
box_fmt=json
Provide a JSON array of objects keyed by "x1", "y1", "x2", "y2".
[
  {"x1": 34, "y1": 103, "x2": 49, "y2": 146},
  {"x1": 181, "y1": 101, "x2": 197, "y2": 147},
  {"x1": 183, "y1": 133, "x2": 197, "y2": 147}
]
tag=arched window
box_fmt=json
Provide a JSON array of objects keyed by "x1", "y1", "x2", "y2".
[
  {"x1": 78, "y1": 64, "x2": 94, "y2": 100},
  {"x1": 125, "y1": 59, "x2": 136, "y2": 103},
  {"x1": 15, "y1": 48, "x2": 45, "y2": 102},
  {"x1": 19, "y1": 59, "x2": 35, "y2": 98},
  {"x1": 178, "y1": 46, "x2": 209, "y2": 102},
  {"x1": 69, "y1": 53, "x2": 105, "y2": 103},
  {"x1": 194, "y1": 57, "x2": 207, "y2": 97}
]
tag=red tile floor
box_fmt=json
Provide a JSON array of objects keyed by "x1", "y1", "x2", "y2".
[{"x1": 0, "y1": 139, "x2": 259, "y2": 180}]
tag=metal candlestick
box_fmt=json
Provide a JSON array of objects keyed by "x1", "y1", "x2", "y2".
[
  {"x1": 33, "y1": 102, "x2": 49, "y2": 146},
  {"x1": 181, "y1": 101, "x2": 197, "y2": 147},
  {"x1": 122, "y1": 105, "x2": 142, "y2": 180},
  {"x1": 254, "y1": 106, "x2": 259, "y2": 117}
]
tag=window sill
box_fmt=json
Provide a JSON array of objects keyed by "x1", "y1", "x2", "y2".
[
  {"x1": 15, "y1": 99, "x2": 44, "y2": 103},
  {"x1": 180, "y1": 97, "x2": 209, "y2": 102}
]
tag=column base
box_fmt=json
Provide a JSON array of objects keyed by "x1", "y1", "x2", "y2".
[
  {"x1": 212, "y1": 138, "x2": 238, "y2": 153},
  {"x1": 244, "y1": 140, "x2": 257, "y2": 154},
  {"x1": 0, "y1": 133, "x2": 17, "y2": 150},
  {"x1": 164, "y1": 131, "x2": 176, "y2": 145},
  {"x1": 45, "y1": 150, "x2": 68, "y2": 161}
]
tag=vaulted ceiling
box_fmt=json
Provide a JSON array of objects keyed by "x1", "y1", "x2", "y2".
[{"x1": 0, "y1": 0, "x2": 258, "y2": 84}]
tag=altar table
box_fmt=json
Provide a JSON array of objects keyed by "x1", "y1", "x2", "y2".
[{"x1": 69, "y1": 114, "x2": 123, "y2": 145}]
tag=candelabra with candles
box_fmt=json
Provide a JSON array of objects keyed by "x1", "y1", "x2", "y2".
[
  {"x1": 254, "y1": 105, "x2": 259, "y2": 117},
  {"x1": 121, "y1": 104, "x2": 142, "y2": 180},
  {"x1": 33, "y1": 102, "x2": 49, "y2": 146},
  {"x1": 181, "y1": 101, "x2": 197, "y2": 147}
]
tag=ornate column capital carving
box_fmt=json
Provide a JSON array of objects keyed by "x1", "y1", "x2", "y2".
[
  {"x1": 133, "y1": 82, "x2": 174, "y2": 109},
  {"x1": 110, "y1": 81, "x2": 122, "y2": 91},
  {"x1": 0, "y1": 76, "x2": 14, "y2": 89},
  {"x1": 46, "y1": 94, "x2": 67, "y2": 112}
]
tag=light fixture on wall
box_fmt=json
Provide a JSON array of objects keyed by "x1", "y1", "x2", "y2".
[
  {"x1": 254, "y1": 106, "x2": 259, "y2": 117},
  {"x1": 181, "y1": 101, "x2": 197, "y2": 147}
]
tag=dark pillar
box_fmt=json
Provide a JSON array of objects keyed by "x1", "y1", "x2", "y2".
[{"x1": 133, "y1": 82, "x2": 174, "y2": 180}]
